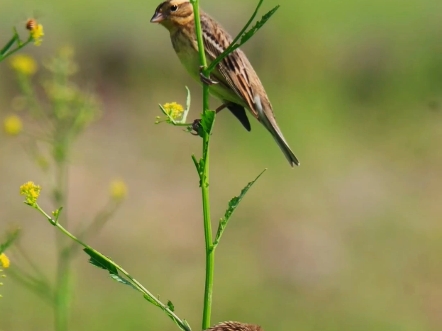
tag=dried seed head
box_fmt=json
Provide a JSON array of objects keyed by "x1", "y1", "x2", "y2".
[{"x1": 206, "y1": 321, "x2": 264, "y2": 331}]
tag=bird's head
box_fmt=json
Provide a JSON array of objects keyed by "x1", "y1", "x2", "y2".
[{"x1": 150, "y1": 0, "x2": 194, "y2": 30}]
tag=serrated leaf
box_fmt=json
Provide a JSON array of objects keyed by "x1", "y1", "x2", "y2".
[
  {"x1": 200, "y1": 110, "x2": 215, "y2": 135},
  {"x1": 83, "y1": 248, "x2": 138, "y2": 290},
  {"x1": 240, "y1": 5, "x2": 280, "y2": 46},
  {"x1": 83, "y1": 248, "x2": 118, "y2": 274},
  {"x1": 214, "y1": 169, "x2": 266, "y2": 246}
]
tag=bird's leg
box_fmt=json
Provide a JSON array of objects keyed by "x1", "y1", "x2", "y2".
[
  {"x1": 190, "y1": 119, "x2": 202, "y2": 136},
  {"x1": 215, "y1": 103, "x2": 228, "y2": 113},
  {"x1": 199, "y1": 66, "x2": 218, "y2": 85}
]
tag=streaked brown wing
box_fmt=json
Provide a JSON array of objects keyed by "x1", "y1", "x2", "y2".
[{"x1": 201, "y1": 15, "x2": 258, "y2": 118}]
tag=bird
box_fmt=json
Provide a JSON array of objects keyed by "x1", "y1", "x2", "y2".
[
  {"x1": 151, "y1": 0, "x2": 300, "y2": 167},
  {"x1": 206, "y1": 321, "x2": 264, "y2": 331}
]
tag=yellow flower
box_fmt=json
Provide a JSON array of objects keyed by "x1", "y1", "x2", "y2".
[
  {"x1": 163, "y1": 102, "x2": 184, "y2": 121},
  {"x1": 20, "y1": 181, "x2": 41, "y2": 205},
  {"x1": 3, "y1": 115, "x2": 23, "y2": 135},
  {"x1": 30, "y1": 24, "x2": 44, "y2": 46},
  {"x1": 10, "y1": 54, "x2": 37, "y2": 75},
  {"x1": 109, "y1": 180, "x2": 127, "y2": 200},
  {"x1": 0, "y1": 253, "x2": 10, "y2": 268}
]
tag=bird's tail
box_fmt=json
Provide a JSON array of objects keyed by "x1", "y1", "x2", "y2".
[{"x1": 255, "y1": 96, "x2": 300, "y2": 167}]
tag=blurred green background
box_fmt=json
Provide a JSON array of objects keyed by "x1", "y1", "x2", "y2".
[{"x1": 1, "y1": 0, "x2": 442, "y2": 330}]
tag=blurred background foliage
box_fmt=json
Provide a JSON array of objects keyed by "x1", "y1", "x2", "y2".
[{"x1": 1, "y1": 0, "x2": 441, "y2": 330}]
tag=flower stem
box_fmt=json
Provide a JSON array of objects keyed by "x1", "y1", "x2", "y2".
[
  {"x1": 33, "y1": 204, "x2": 191, "y2": 331},
  {"x1": 0, "y1": 32, "x2": 32, "y2": 62}
]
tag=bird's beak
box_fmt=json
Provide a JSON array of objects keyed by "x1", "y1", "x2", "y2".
[{"x1": 150, "y1": 10, "x2": 165, "y2": 23}]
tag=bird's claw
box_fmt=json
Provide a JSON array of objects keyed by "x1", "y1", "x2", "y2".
[
  {"x1": 199, "y1": 66, "x2": 218, "y2": 85},
  {"x1": 190, "y1": 119, "x2": 202, "y2": 136}
]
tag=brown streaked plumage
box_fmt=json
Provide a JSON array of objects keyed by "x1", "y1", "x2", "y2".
[
  {"x1": 151, "y1": 0, "x2": 300, "y2": 166},
  {"x1": 206, "y1": 321, "x2": 264, "y2": 331}
]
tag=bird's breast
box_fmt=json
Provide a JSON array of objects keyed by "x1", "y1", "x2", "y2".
[{"x1": 171, "y1": 30, "x2": 201, "y2": 81}]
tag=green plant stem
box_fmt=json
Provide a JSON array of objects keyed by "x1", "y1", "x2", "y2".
[
  {"x1": 53, "y1": 157, "x2": 71, "y2": 331},
  {"x1": 191, "y1": 1, "x2": 208, "y2": 71},
  {"x1": 0, "y1": 32, "x2": 32, "y2": 62},
  {"x1": 54, "y1": 252, "x2": 71, "y2": 331},
  {"x1": 201, "y1": 87, "x2": 214, "y2": 330},
  {"x1": 206, "y1": 0, "x2": 264, "y2": 74},
  {"x1": 190, "y1": 1, "x2": 215, "y2": 329},
  {"x1": 32, "y1": 203, "x2": 191, "y2": 331}
]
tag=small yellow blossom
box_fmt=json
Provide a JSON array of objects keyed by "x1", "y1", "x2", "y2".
[
  {"x1": 0, "y1": 254, "x2": 10, "y2": 268},
  {"x1": 163, "y1": 102, "x2": 184, "y2": 121},
  {"x1": 20, "y1": 181, "x2": 41, "y2": 205},
  {"x1": 109, "y1": 180, "x2": 128, "y2": 200},
  {"x1": 3, "y1": 115, "x2": 23, "y2": 135},
  {"x1": 30, "y1": 24, "x2": 44, "y2": 46},
  {"x1": 10, "y1": 54, "x2": 37, "y2": 75}
]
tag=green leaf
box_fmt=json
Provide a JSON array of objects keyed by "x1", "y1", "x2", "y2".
[
  {"x1": 83, "y1": 248, "x2": 118, "y2": 274},
  {"x1": 182, "y1": 320, "x2": 192, "y2": 331},
  {"x1": 109, "y1": 273, "x2": 137, "y2": 290},
  {"x1": 0, "y1": 30, "x2": 19, "y2": 56},
  {"x1": 191, "y1": 155, "x2": 200, "y2": 172},
  {"x1": 52, "y1": 207, "x2": 63, "y2": 222},
  {"x1": 183, "y1": 86, "x2": 191, "y2": 122},
  {"x1": 214, "y1": 169, "x2": 267, "y2": 246},
  {"x1": 240, "y1": 5, "x2": 280, "y2": 46},
  {"x1": 84, "y1": 248, "x2": 137, "y2": 290},
  {"x1": 143, "y1": 294, "x2": 161, "y2": 307},
  {"x1": 167, "y1": 300, "x2": 175, "y2": 312},
  {"x1": 201, "y1": 110, "x2": 215, "y2": 135},
  {"x1": 206, "y1": 0, "x2": 265, "y2": 74}
]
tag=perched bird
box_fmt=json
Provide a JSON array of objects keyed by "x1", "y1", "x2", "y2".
[
  {"x1": 206, "y1": 321, "x2": 264, "y2": 331},
  {"x1": 151, "y1": 0, "x2": 299, "y2": 167}
]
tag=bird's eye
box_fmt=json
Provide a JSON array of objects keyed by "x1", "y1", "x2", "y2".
[{"x1": 170, "y1": 5, "x2": 178, "y2": 12}]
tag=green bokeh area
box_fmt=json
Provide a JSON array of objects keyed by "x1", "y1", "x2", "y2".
[{"x1": 1, "y1": 0, "x2": 441, "y2": 330}]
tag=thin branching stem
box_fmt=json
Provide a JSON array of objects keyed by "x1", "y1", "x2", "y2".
[{"x1": 31, "y1": 204, "x2": 191, "y2": 331}]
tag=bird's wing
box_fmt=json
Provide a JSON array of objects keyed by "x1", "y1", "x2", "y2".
[{"x1": 201, "y1": 15, "x2": 259, "y2": 119}]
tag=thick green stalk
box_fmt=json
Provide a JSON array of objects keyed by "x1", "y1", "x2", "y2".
[
  {"x1": 190, "y1": 0, "x2": 215, "y2": 329},
  {"x1": 191, "y1": 2, "x2": 208, "y2": 72},
  {"x1": 201, "y1": 84, "x2": 214, "y2": 331}
]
